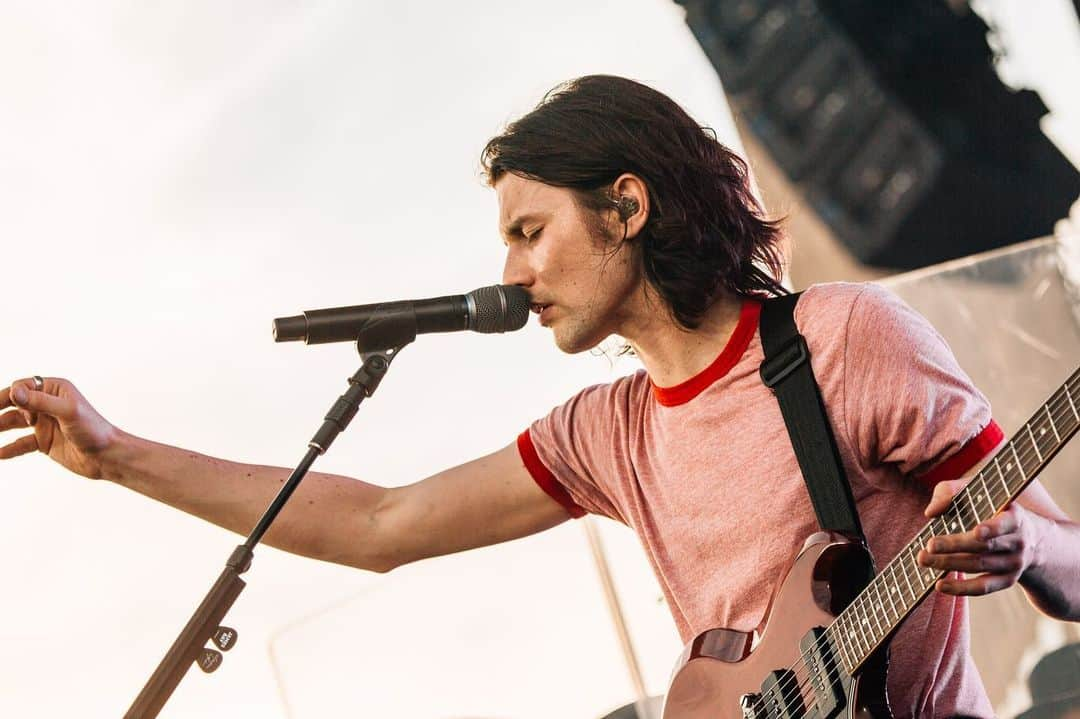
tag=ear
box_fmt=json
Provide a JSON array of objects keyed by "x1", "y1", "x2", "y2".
[{"x1": 610, "y1": 173, "x2": 649, "y2": 240}]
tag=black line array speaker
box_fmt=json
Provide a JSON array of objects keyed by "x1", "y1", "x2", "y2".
[{"x1": 676, "y1": 0, "x2": 1080, "y2": 269}]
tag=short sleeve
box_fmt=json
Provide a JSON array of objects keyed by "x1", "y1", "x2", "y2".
[
  {"x1": 842, "y1": 284, "x2": 1003, "y2": 485},
  {"x1": 517, "y1": 381, "x2": 630, "y2": 522}
]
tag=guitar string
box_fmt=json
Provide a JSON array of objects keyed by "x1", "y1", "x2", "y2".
[
  {"x1": 764, "y1": 383, "x2": 1077, "y2": 715},
  {"x1": 751, "y1": 377, "x2": 1078, "y2": 715},
  {"x1": 694, "y1": 370, "x2": 1080, "y2": 713},
  {"x1": 766, "y1": 383, "x2": 1077, "y2": 715},
  {"x1": 763, "y1": 411, "x2": 1064, "y2": 718}
]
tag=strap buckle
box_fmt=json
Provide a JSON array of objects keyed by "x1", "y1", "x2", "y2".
[{"x1": 759, "y1": 334, "x2": 809, "y2": 389}]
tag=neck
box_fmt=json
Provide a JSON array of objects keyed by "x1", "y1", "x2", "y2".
[{"x1": 622, "y1": 287, "x2": 745, "y2": 388}]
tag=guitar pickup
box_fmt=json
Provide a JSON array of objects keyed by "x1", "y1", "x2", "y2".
[
  {"x1": 760, "y1": 668, "x2": 805, "y2": 718},
  {"x1": 758, "y1": 627, "x2": 845, "y2": 719},
  {"x1": 799, "y1": 626, "x2": 845, "y2": 719}
]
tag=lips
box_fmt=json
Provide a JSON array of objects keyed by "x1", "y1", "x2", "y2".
[{"x1": 530, "y1": 302, "x2": 554, "y2": 325}]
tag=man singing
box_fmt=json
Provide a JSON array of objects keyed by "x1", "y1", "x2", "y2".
[{"x1": 3, "y1": 75, "x2": 1078, "y2": 717}]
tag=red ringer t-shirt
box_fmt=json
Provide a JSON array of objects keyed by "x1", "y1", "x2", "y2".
[{"x1": 519, "y1": 282, "x2": 1003, "y2": 718}]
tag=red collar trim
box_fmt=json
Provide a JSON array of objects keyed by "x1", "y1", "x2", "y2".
[{"x1": 650, "y1": 298, "x2": 762, "y2": 407}]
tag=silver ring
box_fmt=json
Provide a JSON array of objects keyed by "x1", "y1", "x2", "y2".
[{"x1": 31, "y1": 375, "x2": 44, "y2": 392}]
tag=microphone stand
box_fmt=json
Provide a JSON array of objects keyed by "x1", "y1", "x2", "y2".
[{"x1": 125, "y1": 318, "x2": 417, "y2": 718}]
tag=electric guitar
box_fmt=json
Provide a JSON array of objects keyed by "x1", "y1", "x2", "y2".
[{"x1": 662, "y1": 366, "x2": 1080, "y2": 718}]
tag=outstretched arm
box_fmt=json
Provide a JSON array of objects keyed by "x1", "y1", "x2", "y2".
[{"x1": 3, "y1": 377, "x2": 570, "y2": 573}]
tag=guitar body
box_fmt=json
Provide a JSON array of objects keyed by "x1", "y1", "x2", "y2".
[
  {"x1": 662, "y1": 367, "x2": 1080, "y2": 718},
  {"x1": 663, "y1": 532, "x2": 891, "y2": 719}
]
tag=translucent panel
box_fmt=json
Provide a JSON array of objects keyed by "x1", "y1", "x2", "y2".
[{"x1": 881, "y1": 234, "x2": 1080, "y2": 713}]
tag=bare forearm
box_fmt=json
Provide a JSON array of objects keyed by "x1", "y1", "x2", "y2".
[
  {"x1": 1019, "y1": 516, "x2": 1080, "y2": 621},
  {"x1": 100, "y1": 430, "x2": 393, "y2": 571}
]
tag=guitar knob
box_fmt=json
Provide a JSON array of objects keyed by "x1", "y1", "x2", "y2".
[{"x1": 739, "y1": 693, "x2": 764, "y2": 719}]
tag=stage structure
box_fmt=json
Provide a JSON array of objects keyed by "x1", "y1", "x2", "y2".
[{"x1": 674, "y1": 0, "x2": 1080, "y2": 270}]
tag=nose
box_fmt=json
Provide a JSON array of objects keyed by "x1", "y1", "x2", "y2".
[{"x1": 501, "y1": 245, "x2": 534, "y2": 289}]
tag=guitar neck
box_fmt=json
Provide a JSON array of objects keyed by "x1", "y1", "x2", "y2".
[{"x1": 825, "y1": 366, "x2": 1080, "y2": 674}]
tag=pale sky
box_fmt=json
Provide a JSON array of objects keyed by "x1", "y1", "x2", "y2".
[{"x1": 1, "y1": 2, "x2": 1077, "y2": 717}]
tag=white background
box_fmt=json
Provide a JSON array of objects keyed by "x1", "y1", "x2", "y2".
[{"x1": 1, "y1": 2, "x2": 741, "y2": 717}]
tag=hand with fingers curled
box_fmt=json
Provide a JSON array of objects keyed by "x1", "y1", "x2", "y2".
[
  {"x1": 1, "y1": 376, "x2": 123, "y2": 480},
  {"x1": 917, "y1": 477, "x2": 1044, "y2": 597}
]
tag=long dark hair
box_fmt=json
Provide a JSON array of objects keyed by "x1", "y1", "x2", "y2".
[{"x1": 481, "y1": 75, "x2": 787, "y2": 332}]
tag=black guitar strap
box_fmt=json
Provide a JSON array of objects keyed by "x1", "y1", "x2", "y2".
[{"x1": 758, "y1": 292, "x2": 867, "y2": 543}]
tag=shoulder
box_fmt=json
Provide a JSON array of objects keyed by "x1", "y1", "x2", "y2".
[
  {"x1": 796, "y1": 281, "x2": 897, "y2": 322},
  {"x1": 796, "y1": 281, "x2": 936, "y2": 350}
]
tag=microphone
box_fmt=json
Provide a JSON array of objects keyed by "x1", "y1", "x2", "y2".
[{"x1": 272, "y1": 285, "x2": 531, "y2": 346}]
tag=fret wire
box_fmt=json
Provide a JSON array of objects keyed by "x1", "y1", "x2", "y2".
[
  {"x1": 956, "y1": 486, "x2": 976, "y2": 528},
  {"x1": 1045, "y1": 404, "x2": 1061, "y2": 443},
  {"x1": 860, "y1": 589, "x2": 882, "y2": 646},
  {"x1": 1065, "y1": 382, "x2": 1079, "y2": 423},
  {"x1": 824, "y1": 625, "x2": 840, "y2": 674},
  {"x1": 843, "y1": 612, "x2": 861, "y2": 668},
  {"x1": 920, "y1": 527, "x2": 940, "y2": 588},
  {"x1": 979, "y1": 476, "x2": 996, "y2": 521},
  {"x1": 915, "y1": 526, "x2": 930, "y2": 581},
  {"x1": 1052, "y1": 393, "x2": 1077, "y2": 435},
  {"x1": 839, "y1": 603, "x2": 858, "y2": 660},
  {"x1": 926, "y1": 564, "x2": 943, "y2": 592},
  {"x1": 1009, "y1": 443, "x2": 1027, "y2": 482},
  {"x1": 1026, "y1": 423, "x2": 1044, "y2": 463},
  {"x1": 951, "y1": 499, "x2": 968, "y2": 535},
  {"x1": 831, "y1": 624, "x2": 852, "y2": 675},
  {"x1": 882, "y1": 565, "x2": 901, "y2": 625},
  {"x1": 1058, "y1": 390, "x2": 1080, "y2": 433},
  {"x1": 852, "y1": 597, "x2": 872, "y2": 658},
  {"x1": 849, "y1": 606, "x2": 868, "y2": 660},
  {"x1": 844, "y1": 623, "x2": 857, "y2": 673},
  {"x1": 882, "y1": 576, "x2": 897, "y2": 631},
  {"x1": 830, "y1": 617, "x2": 845, "y2": 669},
  {"x1": 901, "y1": 546, "x2": 918, "y2": 604},
  {"x1": 824, "y1": 624, "x2": 841, "y2": 673},
  {"x1": 870, "y1": 580, "x2": 888, "y2": 639},
  {"x1": 993, "y1": 455, "x2": 1009, "y2": 497},
  {"x1": 933, "y1": 516, "x2": 950, "y2": 543},
  {"x1": 967, "y1": 493, "x2": 980, "y2": 529},
  {"x1": 832, "y1": 627, "x2": 848, "y2": 675},
  {"x1": 959, "y1": 489, "x2": 979, "y2": 528}
]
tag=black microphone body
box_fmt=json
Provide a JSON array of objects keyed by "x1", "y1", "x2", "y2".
[{"x1": 273, "y1": 285, "x2": 530, "y2": 345}]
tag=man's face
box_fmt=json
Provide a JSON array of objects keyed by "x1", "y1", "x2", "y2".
[{"x1": 496, "y1": 173, "x2": 640, "y2": 354}]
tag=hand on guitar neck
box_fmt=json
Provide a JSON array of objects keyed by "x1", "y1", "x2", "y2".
[
  {"x1": 918, "y1": 462, "x2": 1080, "y2": 620},
  {"x1": 662, "y1": 370, "x2": 1080, "y2": 718}
]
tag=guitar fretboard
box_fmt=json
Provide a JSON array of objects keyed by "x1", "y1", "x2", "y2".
[{"x1": 823, "y1": 367, "x2": 1080, "y2": 674}]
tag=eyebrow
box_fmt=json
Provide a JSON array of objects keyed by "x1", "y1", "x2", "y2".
[{"x1": 500, "y1": 212, "x2": 544, "y2": 239}]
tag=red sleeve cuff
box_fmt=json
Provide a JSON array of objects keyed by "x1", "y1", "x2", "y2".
[
  {"x1": 517, "y1": 430, "x2": 586, "y2": 519},
  {"x1": 917, "y1": 419, "x2": 1005, "y2": 486}
]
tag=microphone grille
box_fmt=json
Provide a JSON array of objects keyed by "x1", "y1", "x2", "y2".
[{"x1": 467, "y1": 285, "x2": 531, "y2": 333}]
